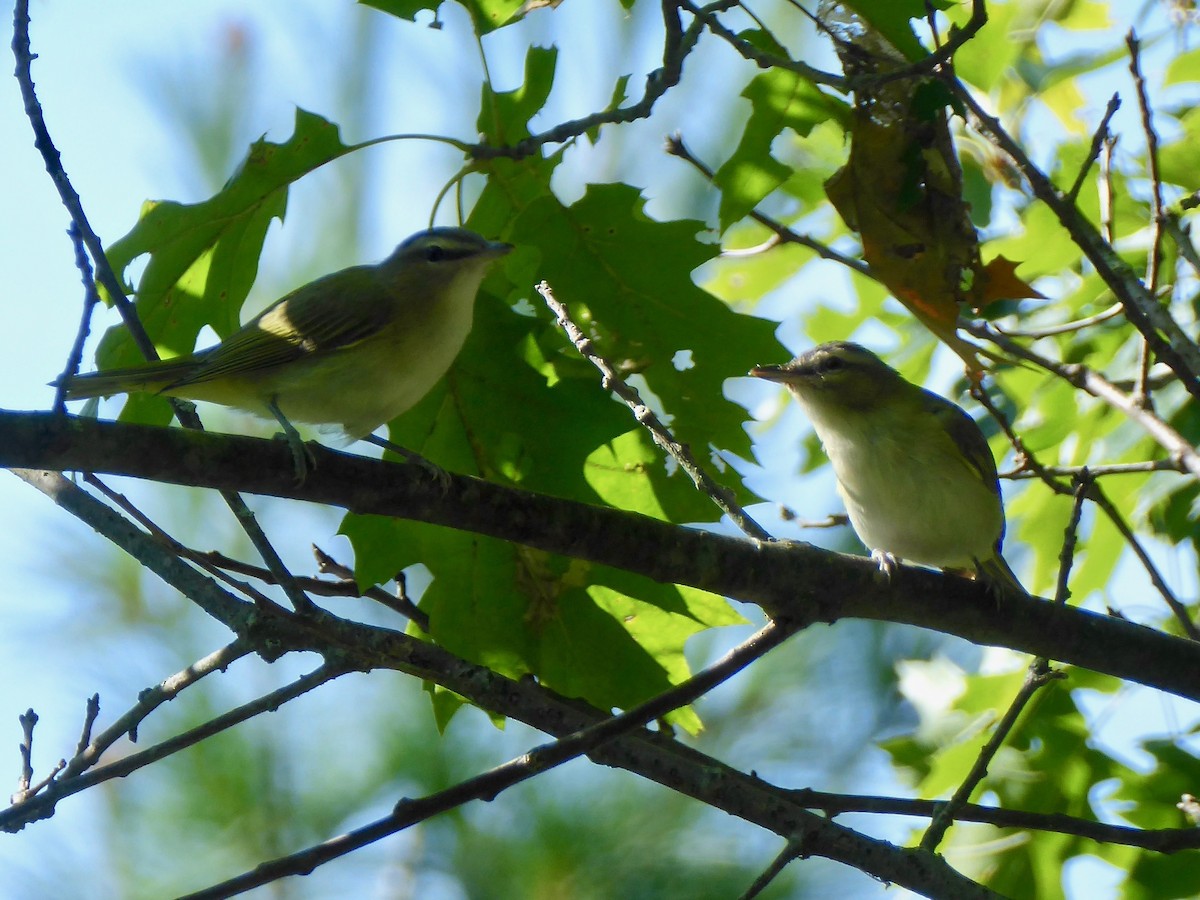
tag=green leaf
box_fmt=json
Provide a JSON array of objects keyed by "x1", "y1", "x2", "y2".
[
  {"x1": 1165, "y1": 46, "x2": 1200, "y2": 85},
  {"x1": 96, "y1": 109, "x2": 357, "y2": 423},
  {"x1": 951, "y1": 0, "x2": 1022, "y2": 91},
  {"x1": 462, "y1": 0, "x2": 524, "y2": 32},
  {"x1": 358, "y1": 0, "x2": 439, "y2": 20},
  {"x1": 839, "y1": 0, "x2": 951, "y2": 62},
  {"x1": 509, "y1": 183, "x2": 782, "y2": 463},
  {"x1": 359, "y1": 0, "x2": 524, "y2": 32},
  {"x1": 1055, "y1": 0, "x2": 1111, "y2": 30},
  {"x1": 714, "y1": 66, "x2": 843, "y2": 231},
  {"x1": 341, "y1": 515, "x2": 742, "y2": 731},
  {"x1": 478, "y1": 45, "x2": 558, "y2": 144}
]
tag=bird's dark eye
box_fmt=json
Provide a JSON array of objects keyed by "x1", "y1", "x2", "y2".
[
  {"x1": 425, "y1": 245, "x2": 446, "y2": 262},
  {"x1": 821, "y1": 356, "x2": 844, "y2": 373}
]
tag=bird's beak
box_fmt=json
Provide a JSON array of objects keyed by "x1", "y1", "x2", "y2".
[
  {"x1": 749, "y1": 364, "x2": 791, "y2": 383},
  {"x1": 488, "y1": 241, "x2": 515, "y2": 257}
]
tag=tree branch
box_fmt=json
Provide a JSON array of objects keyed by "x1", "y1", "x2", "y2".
[
  {"x1": 945, "y1": 75, "x2": 1200, "y2": 401},
  {"x1": 4, "y1": 411, "x2": 1200, "y2": 704}
]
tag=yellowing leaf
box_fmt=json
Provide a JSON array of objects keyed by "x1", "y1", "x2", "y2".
[
  {"x1": 825, "y1": 91, "x2": 984, "y2": 372},
  {"x1": 976, "y1": 255, "x2": 1046, "y2": 306}
]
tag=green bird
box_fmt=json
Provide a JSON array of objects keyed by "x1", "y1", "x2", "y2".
[
  {"x1": 751, "y1": 341, "x2": 1025, "y2": 595},
  {"x1": 60, "y1": 227, "x2": 512, "y2": 478}
]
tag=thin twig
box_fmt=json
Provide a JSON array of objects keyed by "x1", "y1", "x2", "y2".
[
  {"x1": 1055, "y1": 473, "x2": 1093, "y2": 608},
  {"x1": 72, "y1": 695, "x2": 101, "y2": 760},
  {"x1": 787, "y1": 787, "x2": 1200, "y2": 851},
  {"x1": 1087, "y1": 481, "x2": 1198, "y2": 638},
  {"x1": 945, "y1": 73, "x2": 1200, "y2": 401},
  {"x1": 311, "y1": 546, "x2": 429, "y2": 629},
  {"x1": 970, "y1": 370, "x2": 1199, "y2": 640},
  {"x1": 920, "y1": 664, "x2": 1066, "y2": 850},
  {"x1": 993, "y1": 301, "x2": 1123, "y2": 338},
  {"x1": 1127, "y1": 32, "x2": 1166, "y2": 298},
  {"x1": 665, "y1": 134, "x2": 871, "y2": 276},
  {"x1": 1164, "y1": 213, "x2": 1200, "y2": 279},
  {"x1": 1066, "y1": 93, "x2": 1121, "y2": 205},
  {"x1": 56, "y1": 224, "x2": 102, "y2": 414},
  {"x1": 919, "y1": 471, "x2": 1088, "y2": 851},
  {"x1": 1098, "y1": 134, "x2": 1118, "y2": 243},
  {"x1": 1002, "y1": 458, "x2": 1185, "y2": 479},
  {"x1": 83, "y1": 474, "x2": 277, "y2": 606},
  {"x1": 469, "y1": 0, "x2": 712, "y2": 159},
  {"x1": 61, "y1": 642, "x2": 253, "y2": 778},
  {"x1": 681, "y1": 0, "x2": 847, "y2": 89},
  {"x1": 535, "y1": 280, "x2": 772, "y2": 540},
  {"x1": 181, "y1": 620, "x2": 795, "y2": 900},
  {"x1": 1127, "y1": 32, "x2": 1167, "y2": 409},
  {"x1": 2, "y1": 661, "x2": 347, "y2": 832},
  {"x1": 10, "y1": 468, "x2": 257, "y2": 632},
  {"x1": 12, "y1": 710, "x2": 38, "y2": 803},
  {"x1": 739, "y1": 837, "x2": 805, "y2": 900},
  {"x1": 965, "y1": 321, "x2": 1200, "y2": 480},
  {"x1": 13, "y1": 0, "x2": 314, "y2": 615},
  {"x1": 82, "y1": 473, "x2": 428, "y2": 629}
]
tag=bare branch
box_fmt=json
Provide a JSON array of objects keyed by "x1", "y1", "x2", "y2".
[
  {"x1": 739, "y1": 837, "x2": 804, "y2": 900},
  {"x1": 55, "y1": 225, "x2": 101, "y2": 414},
  {"x1": 1002, "y1": 459, "x2": 1186, "y2": 479},
  {"x1": 7, "y1": 414, "x2": 1200, "y2": 703},
  {"x1": 1127, "y1": 32, "x2": 1166, "y2": 297},
  {"x1": 11, "y1": 709, "x2": 37, "y2": 804},
  {"x1": 790, "y1": 788, "x2": 1200, "y2": 852},
  {"x1": 1066, "y1": 93, "x2": 1121, "y2": 205},
  {"x1": 62, "y1": 642, "x2": 253, "y2": 778},
  {"x1": 2, "y1": 661, "x2": 346, "y2": 832},
  {"x1": 72, "y1": 695, "x2": 100, "y2": 760},
  {"x1": 184, "y1": 620, "x2": 796, "y2": 898}
]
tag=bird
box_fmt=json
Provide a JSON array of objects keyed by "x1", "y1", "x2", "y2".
[
  {"x1": 750, "y1": 341, "x2": 1025, "y2": 595},
  {"x1": 59, "y1": 227, "x2": 512, "y2": 479}
]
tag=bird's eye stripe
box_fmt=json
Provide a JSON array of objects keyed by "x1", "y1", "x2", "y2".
[{"x1": 418, "y1": 244, "x2": 480, "y2": 262}]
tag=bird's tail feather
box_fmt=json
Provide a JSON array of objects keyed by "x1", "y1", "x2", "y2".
[
  {"x1": 976, "y1": 551, "x2": 1027, "y2": 597},
  {"x1": 56, "y1": 358, "x2": 202, "y2": 400}
]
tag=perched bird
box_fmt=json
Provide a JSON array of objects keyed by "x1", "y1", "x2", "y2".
[
  {"x1": 750, "y1": 341, "x2": 1024, "y2": 595},
  {"x1": 60, "y1": 227, "x2": 512, "y2": 478}
]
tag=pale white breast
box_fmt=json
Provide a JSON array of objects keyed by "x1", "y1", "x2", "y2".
[{"x1": 800, "y1": 397, "x2": 1003, "y2": 569}]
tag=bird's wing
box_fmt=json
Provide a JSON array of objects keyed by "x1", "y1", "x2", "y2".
[
  {"x1": 920, "y1": 389, "x2": 1002, "y2": 494},
  {"x1": 167, "y1": 269, "x2": 394, "y2": 387}
]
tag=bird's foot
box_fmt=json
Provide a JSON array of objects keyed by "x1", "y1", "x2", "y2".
[
  {"x1": 363, "y1": 434, "x2": 451, "y2": 492},
  {"x1": 267, "y1": 399, "x2": 314, "y2": 484},
  {"x1": 870, "y1": 549, "x2": 900, "y2": 582},
  {"x1": 271, "y1": 431, "x2": 317, "y2": 484}
]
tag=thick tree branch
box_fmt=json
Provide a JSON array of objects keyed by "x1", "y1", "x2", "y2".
[{"x1": 3, "y1": 411, "x2": 1199, "y2": 705}]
